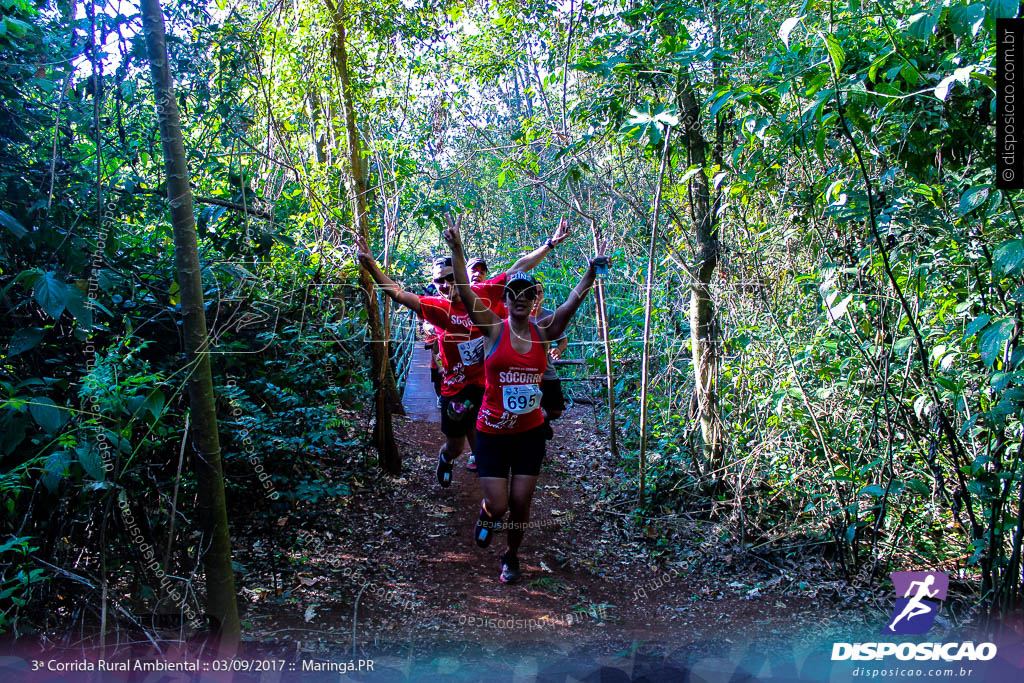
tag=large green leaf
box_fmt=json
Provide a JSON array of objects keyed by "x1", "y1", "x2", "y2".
[
  {"x1": 958, "y1": 186, "x2": 989, "y2": 216},
  {"x1": 32, "y1": 272, "x2": 68, "y2": 320},
  {"x1": 65, "y1": 286, "x2": 93, "y2": 330},
  {"x1": 0, "y1": 412, "x2": 29, "y2": 456},
  {"x1": 0, "y1": 209, "x2": 27, "y2": 239},
  {"x1": 97, "y1": 269, "x2": 126, "y2": 292},
  {"x1": 907, "y1": 8, "x2": 942, "y2": 41},
  {"x1": 949, "y1": 4, "x2": 986, "y2": 37},
  {"x1": 965, "y1": 314, "x2": 992, "y2": 340},
  {"x1": 709, "y1": 91, "x2": 733, "y2": 118},
  {"x1": 988, "y1": 0, "x2": 1019, "y2": 20},
  {"x1": 935, "y1": 66, "x2": 974, "y2": 101},
  {"x1": 994, "y1": 239, "x2": 1024, "y2": 275},
  {"x1": 572, "y1": 55, "x2": 628, "y2": 77},
  {"x1": 779, "y1": 16, "x2": 803, "y2": 49},
  {"x1": 76, "y1": 443, "x2": 105, "y2": 481},
  {"x1": 824, "y1": 291, "x2": 853, "y2": 319},
  {"x1": 824, "y1": 34, "x2": 845, "y2": 74},
  {"x1": 41, "y1": 451, "x2": 72, "y2": 493},
  {"x1": 126, "y1": 394, "x2": 147, "y2": 419},
  {"x1": 8, "y1": 328, "x2": 44, "y2": 356},
  {"x1": 29, "y1": 397, "x2": 68, "y2": 434},
  {"x1": 145, "y1": 389, "x2": 166, "y2": 418},
  {"x1": 980, "y1": 319, "x2": 1016, "y2": 366},
  {"x1": 618, "y1": 103, "x2": 678, "y2": 147}
]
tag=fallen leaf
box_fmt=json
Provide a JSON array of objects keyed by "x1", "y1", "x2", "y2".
[{"x1": 304, "y1": 604, "x2": 318, "y2": 622}]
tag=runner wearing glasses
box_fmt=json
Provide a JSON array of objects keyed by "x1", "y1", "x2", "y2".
[{"x1": 442, "y1": 215, "x2": 604, "y2": 583}]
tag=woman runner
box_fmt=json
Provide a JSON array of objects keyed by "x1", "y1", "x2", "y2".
[{"x1": 442, "y1": 216, "x2": 604, "y2": 584}]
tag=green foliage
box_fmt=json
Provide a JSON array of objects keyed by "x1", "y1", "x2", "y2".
[{"x1": 0, "y1": 0, "x2": 1019, "y2": 635}]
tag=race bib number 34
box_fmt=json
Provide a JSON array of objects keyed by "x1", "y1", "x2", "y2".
[
  {"x1": 502, "y1": 384, "x2": 542, "y2": 415},
  {"x1": 458, "y1": 336, "x2": 486, "y2": 365}
]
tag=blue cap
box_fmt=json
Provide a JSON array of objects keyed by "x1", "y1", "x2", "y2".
[{"x1": 504, "y1": 271, "x2": 538, "y2": 295}]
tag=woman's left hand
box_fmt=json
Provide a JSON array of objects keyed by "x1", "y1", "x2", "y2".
[
  {"x1": 588, "y1": 239, "x2": 609, "y2": 272},
  {"x1": 442, "y1": 212, "x2": 463, "y2": 251}
]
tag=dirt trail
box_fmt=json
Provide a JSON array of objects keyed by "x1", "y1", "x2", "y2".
[{"x1": 238, "y1": 350, "x2": 876, "y2": 675}]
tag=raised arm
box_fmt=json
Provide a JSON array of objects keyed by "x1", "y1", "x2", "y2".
[
  {"x1": 537, "y1": 249, "x2": 605, "y2": 343},
  {"x1": 443, "y1": 214, "x2": 502, "y2": 335},
  {"x1": 354, "y1": 232, "x2": 421, "y2": 313},
  {"x1": 507, "y1": 215, "x2": 571, "y2": 274}
]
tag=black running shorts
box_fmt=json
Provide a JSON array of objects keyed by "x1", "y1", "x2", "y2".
[
  {"x1": 474, "y1": 425, "x2": 547, "y2": 478},
  {"x1": 440, "y1": 385, "x2": 484, "y2": 438}
]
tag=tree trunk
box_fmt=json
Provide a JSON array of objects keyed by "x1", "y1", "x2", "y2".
[
  {"x1": 678, "y1": 83, "x2": 724, "y2": 475},
  {"x1": 308, "y1": 88, "x2": 328, "y2": 165},
  {"x1": 589, "y1": 219, "x2": 618, "y2": 457},
  {"x1": 140, "y1": 0, "x2": 240, "y2": 650},
  {"x1": 329, "y1": 0, "x2": 402, "y2": 474}
]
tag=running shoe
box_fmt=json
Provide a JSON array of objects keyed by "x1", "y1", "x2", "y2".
[
  {"x1": 465, "y1": 454, "x2": 477, "y2": 471},
  {"x1": 474, "y1": 507, "x2": 494, "y2": 548},
  {"x1": 436, "y1": 452, "x2": 453, "y2": 488},
  {"x1": 499, "y1": 552, "x2": 522, "y2": 584}
]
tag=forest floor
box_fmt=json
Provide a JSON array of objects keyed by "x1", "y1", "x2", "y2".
[{"x1": 224, "y1": 350, "x2": 894, "y2": 679}]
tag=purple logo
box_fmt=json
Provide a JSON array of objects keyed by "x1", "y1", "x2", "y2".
[{"x1": 884, "y1": 571, "x2": 949, "y2": 635}]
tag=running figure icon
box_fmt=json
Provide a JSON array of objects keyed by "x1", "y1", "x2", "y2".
[
  {"x1": 884, "y1": 571, "x2": 948, "y2": 635},
  {"x1": 887, "y1": 575, "x2": 938, "y2": 632}
]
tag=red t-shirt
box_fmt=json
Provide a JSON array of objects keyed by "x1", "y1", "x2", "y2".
[{"x1": 419, "y1": 274, "x2": 507, "y2": 396}]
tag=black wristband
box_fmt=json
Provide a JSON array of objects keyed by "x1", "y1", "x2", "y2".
[{"x1": 545, "y1": 238, "x2": 555, "y2": 250}]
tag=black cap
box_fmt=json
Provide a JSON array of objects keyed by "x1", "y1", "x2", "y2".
[
  {"x1": 432, "y1": 257, "x2": 453, "y2": 280},
  {"x1": 467, "y1": 257, "x2": 488, "y2": 271}
]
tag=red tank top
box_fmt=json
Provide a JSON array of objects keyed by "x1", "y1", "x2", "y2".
[{"x1": 477, "y1": 321, "x2": 547, "y2": 434}]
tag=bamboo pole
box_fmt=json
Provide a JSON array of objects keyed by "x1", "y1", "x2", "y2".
[
  {"x1": 638, "y1": 126, "x2": 673, "y2": 510},
  {"x1": 589, "y1": 218, "x2": 618, "y2": 457},
  {"x1": 570, "y1": 187, "x2": 619, "y2": 458}
]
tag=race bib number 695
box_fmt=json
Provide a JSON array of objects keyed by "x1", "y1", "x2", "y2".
[{"x1": 502, "y1": 384, "x2": 542, "y2": 415}]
